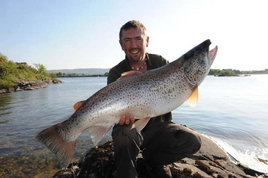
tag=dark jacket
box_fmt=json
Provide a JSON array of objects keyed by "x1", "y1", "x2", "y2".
[{"x1": 107, "y1": 53, "x2": 172, "y2": 127}]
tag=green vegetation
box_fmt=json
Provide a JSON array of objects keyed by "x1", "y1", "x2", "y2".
[
  {"x1": 54, "y1": 72, "x2": 109, "y2": 77},
  {"x1": 209, "y1": 69, "x2": 239, "y2": 76},
  {"x1": 0, "y1": 53, "x2": 56, "y2": 89}
]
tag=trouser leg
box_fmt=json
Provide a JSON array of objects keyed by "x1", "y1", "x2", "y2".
[
  {"x1": 141, "y1": 122, "x2": 201, "y2": 166},
  {"x1": 112, "y1": 123, "x2": 143, "y2": 178}
]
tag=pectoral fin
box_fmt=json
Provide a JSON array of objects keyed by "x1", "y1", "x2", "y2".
[
  {"x1": 187, "y1": 87, "x2": 198, "y2": 107},
  {"x1": 73, "y1": 101, "x2": 84, "y2": 111},
  {"x1": 131, "y1": 117, "x2": 150, "y2": 132},
  {"x1": 88, "y1": 125, "x2": 112, "y2": 146}
]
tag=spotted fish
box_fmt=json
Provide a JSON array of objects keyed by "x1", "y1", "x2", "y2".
[{"x1": 36, "y1": 39, "x2": 218, "y2": 164}]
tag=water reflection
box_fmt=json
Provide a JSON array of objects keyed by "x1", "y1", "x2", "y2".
[
  {"x1": 0, "y1": 93, "x2": 13, "y2": 124},
  {"x1": 0, "y1": 93, "x2": 13, "y2": 108},
  {"x1": 0, "y1": 78, "x2": 108, "y2": 177},
  {"x1": 0, "y1": 92, "x2": 11, "y2": 103},
  {"x1": 0, "y1": 76, "x2": 268, "y2": 176}
]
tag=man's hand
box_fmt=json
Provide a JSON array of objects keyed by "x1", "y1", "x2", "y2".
[
  {"x1": 74, "y1": 70, "x2": 141, "y2": 122},
  {"x1": 119, "y1": 114, "x2": 135, "y2": 125}
]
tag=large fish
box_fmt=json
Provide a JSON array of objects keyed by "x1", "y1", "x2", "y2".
[{"x1": 36, "y1": 39, "x2": 218, "y2": 164}]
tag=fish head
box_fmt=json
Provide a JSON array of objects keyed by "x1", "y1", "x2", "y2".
[{"x1": 182, "y1": 39, "x2": 217, "y2": 87}]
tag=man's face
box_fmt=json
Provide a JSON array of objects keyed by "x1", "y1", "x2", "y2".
[{"x1": 120, "y1": 28, "x2": 149, "y2": 62}]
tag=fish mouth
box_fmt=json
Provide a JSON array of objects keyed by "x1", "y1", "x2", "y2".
[
  {"x1": 208, "y1": 44, "x2": 218, "y2": 66},
  {"x1": 197, "y1": 39, "x2": 218, "y2": 66}
]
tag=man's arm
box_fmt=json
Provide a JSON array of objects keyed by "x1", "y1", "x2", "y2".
[
  {"x1": 107, "y1": 68, "x2": 121, "y2": 85},
  {"x1": 73, "y1": 70, "x2": 142, "y2": 125}
]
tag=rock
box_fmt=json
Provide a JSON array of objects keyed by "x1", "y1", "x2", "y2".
[
  {"x1": 53, "y1": 133, "x2": 266, "y2": 178},
  {"x1": 52, "y1": 79, "x2": 62, "y2": 84},
  {"x1": 0, "y1": 79, "x2": 62, "y2": 94},
  {"x1": 0, "y1": 89, "x2": 7, "y2": 93},
  {"x1": 14, "y1": 86, "x2": 22, "y2": 91},
  {"x1": 7, "y1": 87, "x2": 15, "y2": 92},
  {"x1": 53, "y1": 163, "x2": 80, "y2": 178}
]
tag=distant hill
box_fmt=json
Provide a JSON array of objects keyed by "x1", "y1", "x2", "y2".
[{"x1": 48, "y1": 68, "x2": 110, "y2": 75}]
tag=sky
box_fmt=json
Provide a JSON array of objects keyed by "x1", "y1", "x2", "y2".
[{"x1": 0, "y1": 0, "x2": 268, "y2": 70}]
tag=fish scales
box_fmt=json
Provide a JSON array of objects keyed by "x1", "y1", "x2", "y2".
[
  {"x1": 61, "y1": 61, "x2": 197, "y2": 142},
  {"x1": 36, "y1": 39, "x2": 218, "y2": 164}
]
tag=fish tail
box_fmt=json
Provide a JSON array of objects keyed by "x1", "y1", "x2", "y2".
[{"x1": 36, "y1": 122, "x2": 76, "y2": 165}]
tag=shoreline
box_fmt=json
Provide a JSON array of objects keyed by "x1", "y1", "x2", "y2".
[
  {"x1": 0, "y1": 79, "x2": 62, "y2": 94},
  {"x1": 0, "y1": 133, "x2": 265, "y2": 178},
  {"x1": 53, "y1": 129, "x2": 266, "y2": 178}
]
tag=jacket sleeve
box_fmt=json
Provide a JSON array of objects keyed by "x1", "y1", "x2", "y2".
[{"x1": 107, "y1": 68, "x2": 122, "y2": 85}]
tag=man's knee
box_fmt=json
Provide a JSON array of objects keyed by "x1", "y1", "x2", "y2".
[
  {"x1": 173, "y1": 126, "x2": 201, "y2": 155},
  {"x1": 112, "y1": 124, "x2": 141, "y2": 178},
  {"x1": 112, "y1": 124, "x2": 143, "y2": 148},
  {"x1": 188, "y1": 132, "x2": 201, "y2": 154}
]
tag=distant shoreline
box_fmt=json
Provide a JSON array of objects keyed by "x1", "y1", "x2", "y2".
[
  {"x1": 52, "y1": 69, "x2": 268, "y2": 77},
  {"x1": 209, "y1": 69, "x2": 268, "y2": 76},
  {"x1": 54, "y1": 72, "x2": 268, "y2": 78},
  {"x1": 57, "y1": 74, "x2": 108, "y2": 78}
]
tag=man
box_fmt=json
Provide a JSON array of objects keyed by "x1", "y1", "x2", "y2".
[
  {"x1": 74, "y1": 20, "x2": 201, "y2": 178},
  {"x1": 108, "y1": 20, "x2": 201, "y2": 178}
]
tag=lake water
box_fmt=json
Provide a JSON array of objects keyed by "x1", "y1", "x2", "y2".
[{"x1": 0, "y1": 75, "x2": 268, "y2": 177}]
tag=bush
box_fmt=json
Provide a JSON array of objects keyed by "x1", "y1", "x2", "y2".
[
  {"x1": 0, "y1": 53, "x2": 55, "y2": 89},
  {"x1": 209, "y1": 69, "x2": 238, "y2": 76},
  {"x1": 0, "y1": 79, "x2": 16, "y2": 89}
]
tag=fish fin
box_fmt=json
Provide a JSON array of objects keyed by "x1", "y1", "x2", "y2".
[
  {"x1": 73, "y1": 100, "x2": 84, "y2": 111},
  {"x1": 88, "y1": 125, "x2": 112, "y2": 145},
  {"x1": 118, "y1": 70, "x2": 143, "y2": 80},
  {"x1": 36, "y1": 123, "x2": 76, "y2": 165},
  {"x1": 187, "y1": 87, "x2": 198, "y2": 107},
  {"x1": 132, "y1": 117, "x2": 150, "y2": 132}
]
